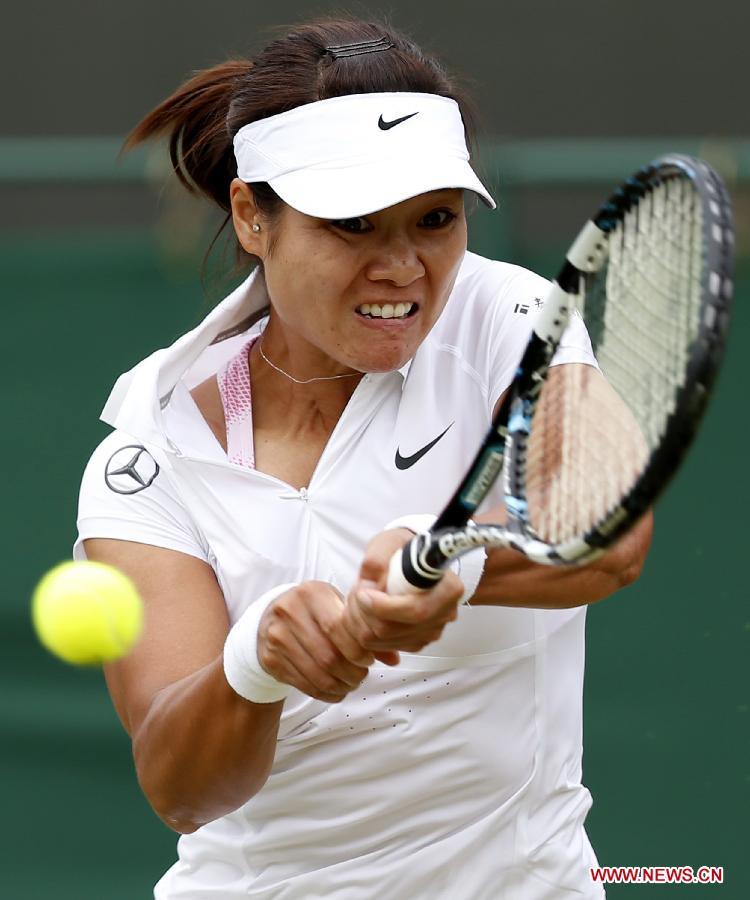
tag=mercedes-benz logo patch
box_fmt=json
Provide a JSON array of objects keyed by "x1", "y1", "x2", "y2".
[{"x1": 105, "y1": 445, "x2": 160, "y2": 495}]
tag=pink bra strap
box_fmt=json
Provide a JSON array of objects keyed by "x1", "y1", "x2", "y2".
[{"x1": 217, "y1": 337, "x2": 257, "y2": 469}]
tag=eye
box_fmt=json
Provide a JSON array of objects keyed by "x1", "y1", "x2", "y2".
[
  {"x1": 331, "y1": 217, "x2": 372, "y2": 234},
  {"x1": 420, "y1": 209, "x2": 457, "y2": 229}
]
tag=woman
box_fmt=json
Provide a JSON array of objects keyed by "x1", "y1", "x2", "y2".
[{"x1": 76, "y1": 18, "x2": 651, "y2": 900}]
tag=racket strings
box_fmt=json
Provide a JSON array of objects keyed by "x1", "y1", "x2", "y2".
[
  {"x1": 523, "y1": 175, "x2": 703, "y2": 545},
  {"x1": 526, "y1": 364, "x2": 646, "y2": 543},
  {"x1": 598, "y1": 177, "x2": 702, "y2": 446}
]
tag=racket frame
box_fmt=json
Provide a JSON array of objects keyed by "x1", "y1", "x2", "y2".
[{"x1": 393, "y1": 154, "x2": 734, "y2": 591}]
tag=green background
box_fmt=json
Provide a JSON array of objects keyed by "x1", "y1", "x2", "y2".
[
  {"x1": 1, "y1": 0, "x2": 748, "y2": 892},
  {"x1": 1, "y1": 150, "x2": 747, "y2": 896}
]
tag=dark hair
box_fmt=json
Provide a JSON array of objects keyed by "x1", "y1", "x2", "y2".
[{"x1": 124, "y1": 16, "x2": 480, "y2": 330}]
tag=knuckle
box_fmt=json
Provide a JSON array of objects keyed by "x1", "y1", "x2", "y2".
[
  {"x1": 271, "y1": 595, "x2": 295, "y2": 620},
  {"x1": 443, "y1": 575, "x2": 464, "y2": 603},
  {"x1": 348, "y1": 665, "x2": 369, "y2": 684},
  {"x1": 410, "y1": 598, "x2": 431, "y2": 623},
  {"x1": 256, "y1": 646, "x2": 276, "y2": 675},
  {"x1": 319, "y1": 614, "x2": 337, "y2": 638},
  {"x1": 318, "y1": 674, "x2": 342, "y2": 695},
  {"x1": 264, "y1": 621, "x2": 286, "y2": 650},
  {"x1": 369, "y1": 620, "x2": 392, "y2": 642},
  {"x1": 352, "y1": 650, "x2": 375, "y2": 668},
  {"x1": 318, "y1": 647, "x2": 339, "y2": 671},
  {"x1": 447, "y1": 604, "x2": 459, "y2": 622},
  {"x1": 257, "y1": 644, "x2": 284, "y2": 679},
  {"x1": 403, "y1": 638, "x2": 428, "y2": 652},
  {"x1": 437, "y1": 607, "x2": 457, "y2": 626},
  {"x1": 314, "y1": 579, "x2": 343, "y2": 602},
  {"x1": 295, "y1": 582, "x2": 317, "y2": 604},
  {"x1": 405, "y1": 628, "x2": 443, "y2": 652}
]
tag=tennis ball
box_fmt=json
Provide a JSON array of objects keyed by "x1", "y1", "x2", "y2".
[{"x1": 31, "y1": 561, "x2": 143, "y2": 666}]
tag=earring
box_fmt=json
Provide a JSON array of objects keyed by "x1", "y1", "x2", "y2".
[{"x1": 252, "y1": 223, "x2": 261, "y2": 233}]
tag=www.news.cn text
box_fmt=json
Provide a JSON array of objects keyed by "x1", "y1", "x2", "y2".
[{"x1": 590, "y1": 866, "x2": 723, "y2": 885}]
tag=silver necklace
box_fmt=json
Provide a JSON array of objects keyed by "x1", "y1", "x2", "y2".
[{"x1": 258, "y1": 339, "x2": 361, "y2": 385}]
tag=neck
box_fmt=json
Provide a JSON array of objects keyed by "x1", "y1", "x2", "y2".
[
  {"x1": 249, "y1": 327, "x2": 364, "y2": 422},
  {"x1": 257, "y1": 318, "x2": 363, "y2": 380}
]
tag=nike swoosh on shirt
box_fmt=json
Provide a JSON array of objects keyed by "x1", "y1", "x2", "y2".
[
  {"x1": 395, "y1": 422, "x2": 454, "y2": 470},
  {"x1": 378, "y1": 112, "x2": 419, "y2": 131}
]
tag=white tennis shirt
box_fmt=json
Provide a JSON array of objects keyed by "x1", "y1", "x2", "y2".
[{"x1": 75, "y1": 251, "x2": 605, "y2": 899}]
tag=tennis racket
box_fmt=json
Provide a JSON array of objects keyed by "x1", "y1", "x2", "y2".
[{"x1": 388, "y1": 153, "x2": 734, "y2": 593}]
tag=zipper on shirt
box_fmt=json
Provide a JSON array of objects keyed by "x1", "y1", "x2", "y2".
[{"x1": 279, "y1": 486, "x2": 310, "y2": 502}]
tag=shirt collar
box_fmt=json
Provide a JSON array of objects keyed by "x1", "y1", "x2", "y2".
[
  {"x1": 101, "y1": 267, "x2": 414, "y2": 442},
  {"x1": 397, "y1": 358, "x2": 413, "y2": 380}
]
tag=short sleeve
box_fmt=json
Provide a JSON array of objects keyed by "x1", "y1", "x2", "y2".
[
  {"x1": 486, "y1": 267, "x2": 599, "y2": 406},
  {"x1": 74, "y1": 430, "x2": 208, "y2": 563}
]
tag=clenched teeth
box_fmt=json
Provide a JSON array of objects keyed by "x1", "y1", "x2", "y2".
[{"x1": 357, "y1": 302, "x2": 414, "y2": 319}]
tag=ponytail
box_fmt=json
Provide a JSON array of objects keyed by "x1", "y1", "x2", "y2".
[{"x1": 124, "y1": 59, "x2": 251, "y2": 211}]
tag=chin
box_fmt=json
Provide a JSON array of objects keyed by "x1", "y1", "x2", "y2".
[
  {"x1": 352, "y1": 349, "x2": 411, "y2": 374},
  {"x1": 366, "y1": 362, "x2": 407, "y2": 374},
  {"x1": 342, "y1": 331, "x2": 421, "y2": 375}
]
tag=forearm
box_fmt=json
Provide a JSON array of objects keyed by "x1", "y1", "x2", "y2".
[
  {"x1": 470, "y1": 508, "x2": 653, "y2": 608},
  {"x1": 133, "y1": 655, "x2": 283, "y2": 834}
]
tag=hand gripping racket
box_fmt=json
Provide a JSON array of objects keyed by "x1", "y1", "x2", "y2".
[{"x1": 388, "y1": 154, "x2": 734, "y2": 593}]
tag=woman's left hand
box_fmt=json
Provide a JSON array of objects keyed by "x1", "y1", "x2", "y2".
[{"x1": 331, "y1": 529, "x2": 465, "y2": 658}]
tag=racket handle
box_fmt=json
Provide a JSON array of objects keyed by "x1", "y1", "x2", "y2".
[
  {"x1": 386, "y1": 535, "x2": 446, "y2": 595},
  {"x1": 386, "y1": 548, "x2": 416, "y2": 595}
]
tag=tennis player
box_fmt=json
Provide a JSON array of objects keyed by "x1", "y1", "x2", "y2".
[{"x1": 76, "y1": 18, "x2": 651, "y2": 899}]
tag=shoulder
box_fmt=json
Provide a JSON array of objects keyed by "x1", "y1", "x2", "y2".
[
  {"x1": 75, "y1": 430, "x2": 207, "y2": 563},
  {"x1": 80, "y1": 430, "x2": 166, "y2": 497},
  {"x1": 452, "y1": 251, "x2": 550, "y2": 312},
  {"x1": 416, "y1": 253, "x2": 556, "y2": 408},
  {"x1": 431, "y1": 252, "x2": 549, "y2": 345},
  {"x1": 427, "y1": 252, "x2": 550, "y2": 357}
]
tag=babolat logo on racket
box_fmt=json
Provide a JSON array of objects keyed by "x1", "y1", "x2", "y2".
[{"x1": 105, "y1": 445, "x2": 160, "y2": 495}]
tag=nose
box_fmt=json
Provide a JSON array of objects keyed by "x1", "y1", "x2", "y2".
[{"x1": 366, "y1": 237, "x2": 425, "y2": 287}]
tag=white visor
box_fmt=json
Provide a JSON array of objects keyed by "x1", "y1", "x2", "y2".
[{"x1": 233, "y1": 92, "x2": 496, "y2": 219}]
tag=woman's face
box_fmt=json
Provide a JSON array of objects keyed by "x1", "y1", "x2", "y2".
[{"x1": 234, "y1": 185, "x2": 468, "y2": 374}]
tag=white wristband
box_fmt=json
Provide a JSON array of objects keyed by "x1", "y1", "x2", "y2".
[
  {"x1": 223, "y1": 583, "x2": 299, "y2": 704},
  {"x1": 451, "y1": 533, "x2": 487, "y2": 606},
  {"x1": 384, "y1": 514, "x2": 486, "y2": 605}
]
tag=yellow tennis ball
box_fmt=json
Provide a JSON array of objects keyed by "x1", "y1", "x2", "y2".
[{"x1": 31, "y1": 561, "x2": 143, "y2": 665}]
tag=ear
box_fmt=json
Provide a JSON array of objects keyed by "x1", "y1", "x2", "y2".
[{"x1": 230, "y1": 179, "x2": 267, "y2": 256}]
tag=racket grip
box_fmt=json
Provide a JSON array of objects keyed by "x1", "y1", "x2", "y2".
[
  {"x1": 384, "y1": 514, "x2": 443, "y2": 594},
  {"x1": 386, "y1": 536, "x2": 446, "y2": 595},
  {"x1": 386, "y1": 548, "x2": 416, "y2": 595}
]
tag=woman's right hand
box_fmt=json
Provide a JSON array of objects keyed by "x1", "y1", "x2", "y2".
[{"x1": 256, "y1": 581, "x2": 397, "y2": 703}]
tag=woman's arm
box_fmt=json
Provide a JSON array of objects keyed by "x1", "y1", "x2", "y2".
[
  {"x1": 472, "y1": 361, "x2": 652, "y2": 606},
  {"x1": 470, "y1": 508, "x2": 652, "y2": 608},
  {"x1": 86, "y1": 538, "x2": 281, "y2": 834},
  {"x1": 337, "y1": 511, "x2": 650, "y2": 659},
  {"x1": 85, "y1": 538, "x2": 373, "y2": 834}
]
